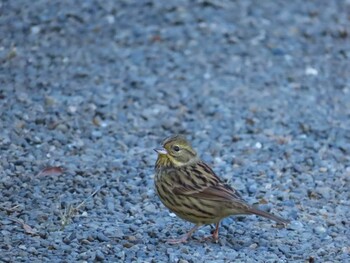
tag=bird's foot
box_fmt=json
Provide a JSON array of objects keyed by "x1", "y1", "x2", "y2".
[
  {"x1": 201, "y1": 232, "x2": 219, "y2": 243},
  {"x1": 166, "y1": 235, "x2": 189, "y2": 244},
  {"x1": 201, "y1": 223, "x2": 220, "y2": 243},
  {"x1": 166, "y1": 225, "x2": 199, "y2": 244}
]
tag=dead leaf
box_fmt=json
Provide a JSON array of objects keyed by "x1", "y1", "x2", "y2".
[
  {"x1": 22, "y1": 223, "x2": 37, "y2": 235},
  {"x1": 7, "y1": 218, "x2": 38, "y2": 236},
  {"x1": 36, "y1": 167, "x2": 63, "y2": 177}
]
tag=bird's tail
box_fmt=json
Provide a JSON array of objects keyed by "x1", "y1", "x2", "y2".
[{"x1": 247, "y1": 207, "x2": 290, "y2": 225}]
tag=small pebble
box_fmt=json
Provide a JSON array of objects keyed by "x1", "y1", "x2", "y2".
[
  {"x1": 95, "y1": 250, "x2": 105, "y2": 261},
  {"x1": 314, "y1": 226, "x2": 327, "y2": 234}
]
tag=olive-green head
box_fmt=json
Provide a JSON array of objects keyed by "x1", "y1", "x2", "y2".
[{"x1": 154, "y1": 135, "x2": 198, "y2": 167}]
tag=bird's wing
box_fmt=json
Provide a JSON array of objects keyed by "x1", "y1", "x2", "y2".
[
  {"x1": 173, "y1": 184, "x2": 244, "y2": 202},
  {"x1": 170, "y1": 161, "x2": 246, "y2": 203}
]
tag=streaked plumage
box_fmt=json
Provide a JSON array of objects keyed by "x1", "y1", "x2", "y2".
[{"x1": 154, "y1": 135, "x2": 289, "y2": 243}]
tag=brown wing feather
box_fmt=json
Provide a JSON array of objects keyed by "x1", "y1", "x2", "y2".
[{"x1": 171, "y1": 161, "x2": 246, "y2": 204}]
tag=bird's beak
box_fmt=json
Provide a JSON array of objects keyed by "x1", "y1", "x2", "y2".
[{"x1": 154, "y1": 147, "x2": 168, "y2": 155}]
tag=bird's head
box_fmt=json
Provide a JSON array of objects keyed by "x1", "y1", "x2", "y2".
[{"x1": 154, "y1": 135, "x2": 198, "y2": 167}]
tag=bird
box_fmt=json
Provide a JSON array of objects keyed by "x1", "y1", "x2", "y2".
[{"x1": 154, "y1": 135, "x2": 289, "y2": 244}]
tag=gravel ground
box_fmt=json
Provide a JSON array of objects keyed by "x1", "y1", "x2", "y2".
[{"x1": 1, "y1": 0, "x2": 350, "y2": 262}]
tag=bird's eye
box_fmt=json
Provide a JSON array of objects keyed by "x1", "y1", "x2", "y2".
[{"x1": 173, "y1": 145, "x2": 180, "y2": 152}]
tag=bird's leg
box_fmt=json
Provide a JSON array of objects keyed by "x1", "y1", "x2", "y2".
[
  {"x1": 212, "y1": 222, "x2": 220, "y2": 241},
  {"x1": 201, "y1": 221, "x2": 220, "y2": 242},
  {"x1": 166, "y1": 225, "x2": 199, "y2": 244}
]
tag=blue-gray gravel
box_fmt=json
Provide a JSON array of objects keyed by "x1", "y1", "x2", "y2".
[{"x1": 1, "y1": 0, "x2": 349, "y2": 262}]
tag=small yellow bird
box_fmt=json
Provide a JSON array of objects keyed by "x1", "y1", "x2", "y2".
[{"x1": 154, "y1": 135, "x2": 289, "y2": 244}]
